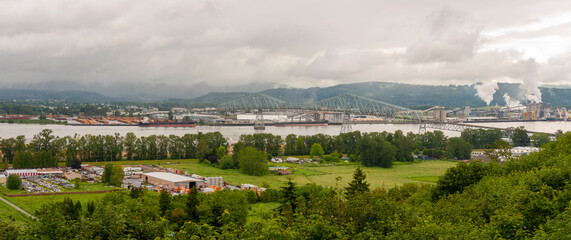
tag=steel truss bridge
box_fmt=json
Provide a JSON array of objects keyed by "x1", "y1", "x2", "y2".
[
  {"x1": 217, "y1": 93, "x2": 554, "y2": 136},
  {"x1": 218, "y1": 93, "x2": 422, "y2": 133},
  {"x1": 420, "y1": 122, "x2": 556, "y2": 137}
]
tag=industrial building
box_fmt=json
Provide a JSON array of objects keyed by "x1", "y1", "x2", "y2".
[
  {"x1": 142, "y1": 172, "x2": 203, "y2": 189},
  {"x1": 433, "y1": 109, "x2": 448, "y2": 122},
  {"x1": 318, "y1": 111, "x2": 344, "y2": 123},
  {"x1": 5, "y1": 169, "x2": 38, "y2": 177}
]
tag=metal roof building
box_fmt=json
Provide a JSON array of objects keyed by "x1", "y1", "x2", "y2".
[
  {"x1": 5, "y1": 169, "x2": 38, "y2": 177},
  {"x1": 142, "y1": 172, "x2": 203, "y2": 189}
]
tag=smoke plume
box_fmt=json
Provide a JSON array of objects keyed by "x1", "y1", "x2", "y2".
[
  {"x1": 474, "y1": 81, "x2": 498, "y2": 105},
  {"x1": 520, "y1": 59, "x2": 542, "y2": 102},
  {"x1": 503, "y1": 93, "x2": 522, "y2": 108}
]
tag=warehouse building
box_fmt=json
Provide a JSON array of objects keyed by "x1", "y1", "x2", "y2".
[
  {"x1": 142, "y1": 172, "x2": 203, "y2": 189},
  {"x1": 5, "y1": 169, "x2": 38, "y2": 177}
]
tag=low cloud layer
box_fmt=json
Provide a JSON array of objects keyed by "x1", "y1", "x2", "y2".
[{"x1": 0, "y1": 1, "x2": 570, "y2": 99}]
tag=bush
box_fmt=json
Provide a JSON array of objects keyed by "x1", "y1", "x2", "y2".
[{"x1": 6, "y1": 175, "x2": 22, "y2": 190}]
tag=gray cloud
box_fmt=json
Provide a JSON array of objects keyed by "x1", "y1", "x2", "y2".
[{"x1": 0, "y1": 0, "x2": 570, "y2": 98}]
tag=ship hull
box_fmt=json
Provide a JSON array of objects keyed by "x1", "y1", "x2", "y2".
[
  {"x1": 274, "y1": 121, "x2": 328, "y2": 127},
  {"x1": 138, "y1": 122, "x2": 196, "y2": 127}
]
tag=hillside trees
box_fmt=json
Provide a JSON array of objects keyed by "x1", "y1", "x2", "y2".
[
  {"x1": 159, "y1": 189, "x2": 172, "y2": 216},
  {"x1": 186, "y1": 186, "x2": 200, "y2": 222}
]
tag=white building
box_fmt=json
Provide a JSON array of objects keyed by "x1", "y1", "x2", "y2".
[{"x1": 5, "y1": 169, "x2": 38, "y2": 177}]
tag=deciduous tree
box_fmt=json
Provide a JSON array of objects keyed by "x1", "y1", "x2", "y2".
[{"x1": 6, "y1": 175, "x2": 22, "y2": 190}]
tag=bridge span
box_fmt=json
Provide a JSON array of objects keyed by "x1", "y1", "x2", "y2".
[
  {"x1": 217, "y1": 92, "x2": 556, "y2": 136},
  {"x1": 420, "y1": 121, "x2": 556, "y2": 137}
]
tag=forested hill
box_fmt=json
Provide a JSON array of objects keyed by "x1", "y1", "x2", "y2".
[
  {"x1": 190, "y1": 82, "x2": 571, "y2": 108},
  {"x1": 0, "y1": 89, "x2": 113, "y2": 103},
  {"x1": 1, "y1": 82, "x2": 570, "y2": 107}
]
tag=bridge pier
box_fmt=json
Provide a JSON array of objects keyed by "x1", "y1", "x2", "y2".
[
  {"x1": 254, "y1": 109, "x2": 265, "y2": 131},
  {"x1": 340, "y1": 112, "x2": 352, "y2": 134}
]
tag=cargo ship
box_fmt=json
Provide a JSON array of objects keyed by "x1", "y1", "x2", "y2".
[
  {"x1": 138, "y1": 121, "x2": 197, "y2": 127},
  {"x1": 274, "y1": 120, "x2": 328, "y2": 127}
]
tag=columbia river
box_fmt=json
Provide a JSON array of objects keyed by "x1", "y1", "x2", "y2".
[{"x1": 0, "y1": 121, "x2": 568, "y2": 143}]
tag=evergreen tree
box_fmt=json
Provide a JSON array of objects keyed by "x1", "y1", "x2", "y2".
[
  {"x1": 186, "y1": 186, "x2": 200, "y2": 222},
  {"x1": 345, "y1": 166, "x2": 370, "y2": 198},
  {"x1": 279, "y1": 179, "x2": 298, "y2": 212},
  {"x1": 159, "y1": 189, "x2": 171, "y2": 216},
  {"x1": 71, "y1": 158, "x2": 82, "y2": 169},
  {"x1": 86, "y1": 201, "x2": 95, "y2": 216},
  {"x1": 129, "y1": 187, "x2": 144, "y2": 199}
]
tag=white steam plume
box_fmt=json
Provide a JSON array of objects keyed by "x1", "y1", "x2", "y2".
[
  {"x1": 475, "y1": 81, "x2": 498, "y2": 105},
  {"x1": 503, "y1": 93, "x2": 522, "y2": 108},
  {"x1": 521, "y1": 59, "x2": 542, "y2": 102}
]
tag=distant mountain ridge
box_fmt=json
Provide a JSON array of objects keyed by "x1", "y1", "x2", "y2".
[
  {"x1": 0, "y1": 88, "x2": 113, "y2": 102},
  {"x1": 189, "y1": 82, "x2": 571, "y2": 108},
  {"x1": 1, "y1": 82, "x2": 569, "y2": 108}
]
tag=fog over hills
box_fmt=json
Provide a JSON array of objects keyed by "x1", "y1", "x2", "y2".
[{"x1": 7, "y1": 81, "x2": 567, "y2": 108}]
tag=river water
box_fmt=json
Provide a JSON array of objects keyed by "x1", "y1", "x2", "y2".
[{"x1": 0, "y1": 121, "x2": 569, "y2": 142}]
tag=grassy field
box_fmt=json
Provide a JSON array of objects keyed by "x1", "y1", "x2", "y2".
[
  {"x1": 0, "y1": 185, "x2": 29, "y2": 195},
  {"x1": 173, "y1": 160, "x2": 458, "y2": 189},
  {"x1": 0, "y1": 197, "x2": 32, "y2": 223},
  {"x1": 4, "y1": 192, "x2": 109, "y2": 214}
]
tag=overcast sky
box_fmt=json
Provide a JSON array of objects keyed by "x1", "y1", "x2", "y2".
[{"x1": 1, "y1": 0, "x2": 570, "y2": 96}]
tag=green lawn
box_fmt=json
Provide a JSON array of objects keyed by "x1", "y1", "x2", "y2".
[
  {"x1": 0, "y1": 198, "x2": 32, "y2": 223},
  {"x1": 0, "y1": 185, "x2": 29, "y2": 195},
  {"x1": 5, "y1": 192, "x2": 109, "y2": 214},
  {"x1": 174, "y1": 160, "x2": 458, "y2": 189}
]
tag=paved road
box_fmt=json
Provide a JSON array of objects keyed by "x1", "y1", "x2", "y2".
[{"x1": 0, "y1": 195, "x2": 37, "y2": 220}]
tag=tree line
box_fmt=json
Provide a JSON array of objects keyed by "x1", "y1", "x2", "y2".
[
  {"x1": 1, "y1": 127, "x2": 555, "y2": 170},
  {"x1": 0, "y1": 129, "x2": 228, "y2": 169}
]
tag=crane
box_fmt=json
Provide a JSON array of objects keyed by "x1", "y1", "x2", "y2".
[
  {"x1": 522, "y1": 103, "x2": 537, "y2": 120},
  {"x1": 422, "y1": 106, "x2": 444, "y2": 113}
]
